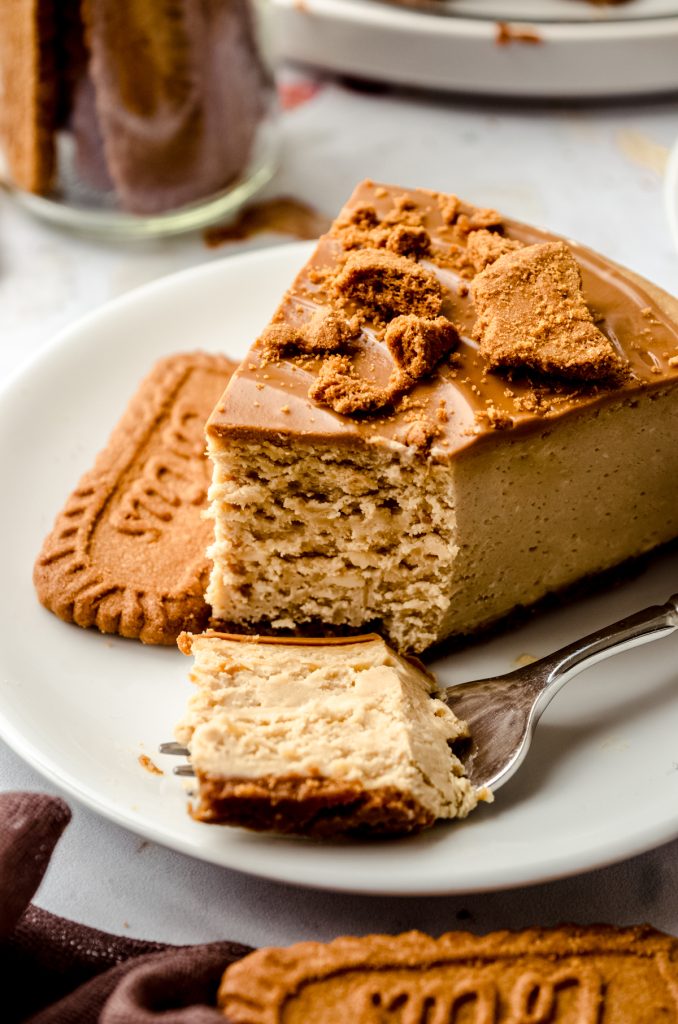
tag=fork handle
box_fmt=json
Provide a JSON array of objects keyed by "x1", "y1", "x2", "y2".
[{"x1": 527, "y1": 594, "x2": 678, "y2": 705}]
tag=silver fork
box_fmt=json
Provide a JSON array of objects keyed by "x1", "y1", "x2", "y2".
[
  {"x1": 445, "y1": 594, "x2": 678, "y2": 792},
  {"x1": 160, "y1": 741, "x2": 194, "y2": 775},
  {"x1": 160, "y1": 597, "x2": 678, "y2": 791}
]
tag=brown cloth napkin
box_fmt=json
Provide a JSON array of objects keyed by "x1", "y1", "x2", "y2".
[{"x1": 1, "y1": 792, "x2": 252, "y2": 1023}]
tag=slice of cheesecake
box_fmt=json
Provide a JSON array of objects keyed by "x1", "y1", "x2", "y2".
[
  {"x1": 205, "y1": 180, "x2": 678, "y2": 653},
  {"x1": 175, "y1": 632, "x2": 479, "y2": 837}
]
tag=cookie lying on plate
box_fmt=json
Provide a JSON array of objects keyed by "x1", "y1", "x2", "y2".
[
  {"x1": 34, "y1": 351, "x2": 237, "y2": 645},
  {"x1": 219, "y1": 925, "x2": 678, "y2": 1022}
]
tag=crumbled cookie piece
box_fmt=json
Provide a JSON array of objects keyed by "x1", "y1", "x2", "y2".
[
  {"x1": 306, "y1": 310, "x2": 455, "y2": 418},
  {"x1": 476, "y1": 404, "x2": 513, "y2": 430},
  {"x1": 393, "y1": 193, "x2": 417, "y2": 213},
  {"x1": 348, "y1": 202, "x2": 379, "y2": 229},
  {"x1": 438, "y1": 194, "x2": 460, "y2": 225},
  {"x1": 384, "y1": 203, "x2": 424, "y2": 230},
  {"x1": 259, "y1": 323, "x2": 304, "y2": 359},
  {"x1": 397, "y1": 418, "x2": 440, "y2": 450},
  {"x1": 457, "y1": 208, "x2": 504, "y2": 234},
  {"x1": 304, "y1": 309, "x2": 359, "y2": 352},
  {"x1": 334, "y1": 249, "x2": 443, "y2": 320},
  {"x1": 471, "y1": 241, "x2": 624, "y2": 381},
  {"x1": 309, "y1": 355, "x2": 393, "y2": 415},
  {"x1": 331, "y1": 204, "x2": 382, "y2": 250},
  {"x1": 332, "y1": 205, "x2": 430, "y2": 258},
  {"x1": 260, "y1": 311, "x2": 358, "y2": 360},
  {"x1": 466, "y1": 229, "x2": 524, "y2": 273},
  {"x1": 385, "y1": 315, "x2": 459, "y2": 382},
  {"x1": 496, "y1": 21, "x2": 543, "y2": 45},
  {"x1": 307, "y1": 263, "x2": 335, "y2": 287},
  {"x1": 385, "y1": 223, "x2": 431, "y2": 259},
  {"x1": 473, "y1": 208, "x2": 503, "y2": 229}
]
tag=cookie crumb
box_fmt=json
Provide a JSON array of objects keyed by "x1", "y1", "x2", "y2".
[
  {"x1": 309, "y1": 355, "x2": 394, "y2": 415},
  {"x1": 496, "y1": 21, "x2": 542, "y2": 45},
  {"x1": 394, "y1": 194, "x2": 417, "y2": 212},
  {"x1": 475, "y1": 404, "x2": 513, "y2": 430},
  {"x1": 438, "y1": 194, "x2": 460, "y2": 225},
  {"x1": 260, "y1": 311, "x2": 358, "y2": 360},
  {"x1": 139, "y1": 754, "x2": 163, "y2": 776},
  {"x1": 385, "y1": 315, "x2": 459, "y2": 382},
  {"x1": 334, "y1": 248, "x2": 442, "y2": 320},
  {"x1": 348, "y1": 202, "x2": 379, "y2": 228},
  {"x1": 333, "y1": 203, "x2": 429, "y2": 258},
  {"x1": 397, "y1": 418, "x2": 440, "y2": 450},
  {"x1": 471, "y1": 241, "x2": 625, "y2": 381},
  {"x1": 259, "y1": 323, "x2": 304, "y2": 359},
  {"x1": 385, "y1": 222, "x2": 431, "y2": 259},
  {"x1": 466, "y1": 228, "x2": 523, "y2": 273},
  {"x1": 304, "y1": 309, "x2": 359, "y2": 352},
  {"x1": 456, "y1": 209, "x2": 503, "y2": 236}
]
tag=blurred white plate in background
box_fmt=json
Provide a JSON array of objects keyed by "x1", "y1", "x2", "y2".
[
  {"x1": 434, "y1": 0, "x2": 678, "y2": 22},
  {"x1": 273, "y1": 0, "x2": 678, "y2": 97}
]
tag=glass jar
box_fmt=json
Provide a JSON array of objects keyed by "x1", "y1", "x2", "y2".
[{"x1": 0, "y1": 0, "x2": 279, "y2": 238}]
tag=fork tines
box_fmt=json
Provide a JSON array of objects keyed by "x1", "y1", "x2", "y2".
[
  {"x1": 158, "y1": 741, "x2": 195, "y2": 776},
  {"x1": 159, "y1": 741, "x2": 189, "y2": 756}
]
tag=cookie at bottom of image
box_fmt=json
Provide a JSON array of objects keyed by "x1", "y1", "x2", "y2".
[{"x1": 219, "y1": 925, "x2": 678, "y2": 1023}]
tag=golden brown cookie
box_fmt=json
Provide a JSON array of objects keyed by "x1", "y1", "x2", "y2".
[
  {"x1": 34, "y1": 351, "x2": 237, "y2": 645},
  {"x1": 219, "y1": 926, "x2": 678, "y2": 1023},
  {"x1": 0, "y1": 0, "x2": 58, "y2": 194}
]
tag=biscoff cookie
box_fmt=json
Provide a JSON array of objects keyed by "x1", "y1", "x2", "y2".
[
  {"x1": 34, "y1": 352, "x2": 237, "y2": 645},
  {"x1": 0, "y1": 0, "x2": 58, "y2": 194},
  {"x1": 219, "y1": 925, "x2": 678, "y2": 1023}
]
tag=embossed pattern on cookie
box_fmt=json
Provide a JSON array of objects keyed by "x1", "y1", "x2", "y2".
[
  {"x1": 218, "y1": 926, "x2": 678, "y2": 1023},
  {"x1": 34, "y1": 352, "x2": 237, "y2": 645}
]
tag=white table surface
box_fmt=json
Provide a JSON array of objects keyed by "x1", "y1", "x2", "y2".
[{"x1": 2, "y1": 70, "x2": 678, "y2": 949}]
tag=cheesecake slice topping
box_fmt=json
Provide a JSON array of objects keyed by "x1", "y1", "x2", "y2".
[
  {"x1": 471, "y1": 240, "x2": 625, "y2": 381},
  {"x1": 209, "y1": 181, "x2": 678, "y2": 454}
]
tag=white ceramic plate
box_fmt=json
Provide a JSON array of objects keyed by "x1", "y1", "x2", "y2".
[
  {"x1": 2, "y1": 242, "x2": 678, "y2": 896},
  {"x1": 424, "y1": 0, "x2": 678, "y2": 22},
  {"x1": 273, "y1": 0, "x2": 678, "y2": 98}
]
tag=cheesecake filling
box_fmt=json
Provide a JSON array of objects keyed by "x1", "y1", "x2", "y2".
[{"x1": 176, "y1": 633, "x2": 479, "y2": 830}]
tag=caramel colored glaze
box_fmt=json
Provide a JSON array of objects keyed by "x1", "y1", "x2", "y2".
[{"x1": 208, "y1": 181, "x2": 678, "y2": 459}]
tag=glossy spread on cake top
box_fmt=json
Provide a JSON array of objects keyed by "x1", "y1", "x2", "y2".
[{"x1": 208, "y1": 179, "x2": 678, "y2": 457}]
